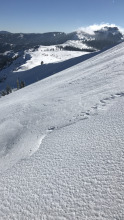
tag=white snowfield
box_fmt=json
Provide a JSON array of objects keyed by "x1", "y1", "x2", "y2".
[
  {"x1": 0, "y1": 43, "x2": 124, "y2": 219},
  {"x1": 16, "y1": 46, "x2": 88, "y2": 71}
]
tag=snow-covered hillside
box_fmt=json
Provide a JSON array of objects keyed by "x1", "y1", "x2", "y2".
[
  {"x1": 0, "y1": 45, "x2": 102, "y2": 91},
  {"x1": 0, "y1": 25, "x2": 123, "y2": 78},
  {"x1": 0, "y1": 42, "x2": 124, "y2": 219},
  {"x1": 0, "y1": 43, "x2": 119, "y2": 92},
  {"x1": 15, "y1": 46, "x2": 89, "y2": 71}
]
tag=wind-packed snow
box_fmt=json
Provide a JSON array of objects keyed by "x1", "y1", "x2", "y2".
[{"x1": 0, "y1": 42, "x2": 124, "y2": 219}]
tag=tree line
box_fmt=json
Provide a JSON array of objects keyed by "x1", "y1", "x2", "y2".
[{"x1": 0, "y1": 79, "x2": 25, "y2": 97}]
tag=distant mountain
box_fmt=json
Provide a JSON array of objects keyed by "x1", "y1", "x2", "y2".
[
  {"x1": 0, "y1": 31, "x2": 11, "y2": 34},
  {"x1": 0, "y1": 26, "x2": 123, "y2": 48},
  {"x1": 0, "y1": 26, "x2": 123, "y2": 58},
  {"x1": 71, "y1": 26, "x2": 124, "y2": 42},
  {"x1": 56, "y1": 27, "x2": 123, "y2": 52},
  {"x1": 93, "y1": 26, "x2": 124, "y2": 42},
  {"x1": 0, "y1": 32, "x2": 67, "y2": 45},
  {"x1": 0, "y1": 26, "x2": 123, "y2": 91}
]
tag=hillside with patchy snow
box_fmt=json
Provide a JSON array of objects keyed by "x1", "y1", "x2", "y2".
[{"x1": 0, "y1": 41, "x2": 124, "y2": 219}]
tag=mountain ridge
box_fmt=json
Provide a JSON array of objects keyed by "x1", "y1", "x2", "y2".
[
  {"x1": 0, "y1": 26, "x2": 123, "y2": 45},
  {"x1": 0, "y1": 31, "x2": 11, "y2": 34}
]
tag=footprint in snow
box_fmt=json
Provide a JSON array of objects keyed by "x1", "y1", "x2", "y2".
[{"x1": 48, "y1": 126, "x2": 56, "y2": 131}]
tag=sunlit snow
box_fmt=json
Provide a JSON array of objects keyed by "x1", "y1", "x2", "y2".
[
  {"x1": 0, "y1": 42, "x2": 124, "y2": 219},
  {"x1": 18, "y1": 45, "x2": 89, "y2": 71}
]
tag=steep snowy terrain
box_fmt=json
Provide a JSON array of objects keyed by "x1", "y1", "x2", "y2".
[{"x1": 0, "y1": 42, "x2": 124, "y2": 219}]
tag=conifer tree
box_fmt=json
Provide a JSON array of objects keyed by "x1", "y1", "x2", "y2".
[
  {"x1": 6, "y1": 85, "x2": 10, "y2": 94},
  {"x1": 9, "y1": 86, "x2": 12, "y2": 93},
  {"x1": 17, "y1": 79, "x2": 20, "y2": 90}
]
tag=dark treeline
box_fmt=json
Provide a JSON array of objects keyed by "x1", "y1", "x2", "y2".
[
  {"x1": 57, "y1": 39, "x2": 117, "y2": 52},
  {"x1": 0, "y1": 79, "x2": 25, "y2": 97},
  {"x1": 57, "y1": 46, "x2": 96, "y2": 52},
  {"x1": 0, "y1": 43, "x2": 40, "y2": 71},
  {"x1": 0, "y1": 42, "x2": 38, "y2": 54},
  {"x1": 0, "y1": 54, "x2": 20, "y2": 71},
  {"x1": 84, "y1": 39, "x2": 116, "y2": 50}
]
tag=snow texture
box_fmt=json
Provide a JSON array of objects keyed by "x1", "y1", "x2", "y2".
[{"x1": 0, "y1": 42, "x2": 124, "y2": 219}]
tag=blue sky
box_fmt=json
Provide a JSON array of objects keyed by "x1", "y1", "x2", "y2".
[{"x1": 0, "y1": 0, "x2": 124, "y2": 33}]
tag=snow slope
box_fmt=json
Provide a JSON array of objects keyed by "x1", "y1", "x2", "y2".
[{"x1": 0, "y1": 42, "x2": 124, "y2": 219}]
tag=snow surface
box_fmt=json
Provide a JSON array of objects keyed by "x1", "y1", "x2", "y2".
[{"x1": 0, "y1": 42, "x2": 124, "y2": 219}]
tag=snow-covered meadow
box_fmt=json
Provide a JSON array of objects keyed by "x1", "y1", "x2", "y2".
[
  {"x1": 0, "y1": 42, "x2": 124, "y2": 219},
  {"x1": 15, "y1": 46, "x2": 89, "y2": 72}
]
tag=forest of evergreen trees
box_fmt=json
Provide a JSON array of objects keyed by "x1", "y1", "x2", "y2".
[
  {"x1": 84, "y1": 39, "x2": 116, "y2": 50},
  {"x1": 57, "y1": 45, "x2": 96, "y2": 52}
]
